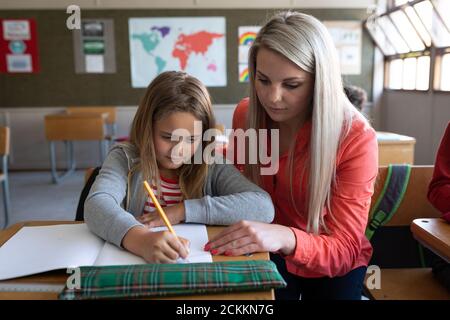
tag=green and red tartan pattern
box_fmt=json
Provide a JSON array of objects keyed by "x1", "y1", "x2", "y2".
[{"x1": 59, "y1": 260, "x2": 286, "y2": 300}]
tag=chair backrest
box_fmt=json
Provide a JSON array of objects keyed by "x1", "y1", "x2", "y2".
[
  {"x1": 76, "y1": 167, "x2": 101, "y2": 221},
  {"x1": 84, "y1": 167, "x2": 96, "y2": 184},
  {"x1": 368, "y1": 165, "x2": 441, "y2": 268},
  {"x1": 0, "y1": 127, "x2": 10, "y2": 156},
  {"x1": 369, "y1": 165, "x2": 441, "y2": 226},
  {"x1": 66, "y1": 107, "x2": 117, "y2": 125}
]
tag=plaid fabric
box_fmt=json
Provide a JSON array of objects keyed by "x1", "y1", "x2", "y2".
[{"x1": 58, "y1": 260, "x2": 286, "y2": 300}]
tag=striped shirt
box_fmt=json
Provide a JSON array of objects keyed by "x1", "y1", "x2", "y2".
[{"x1": 143, "y1": 176, "x2": 183, "y2": 214}]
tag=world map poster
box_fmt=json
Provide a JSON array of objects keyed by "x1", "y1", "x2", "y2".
[{"x1": 129, "y1": 17, "x2": 226, "y2": 88}]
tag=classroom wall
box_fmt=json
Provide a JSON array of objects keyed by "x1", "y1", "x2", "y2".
[
  {"x1": 0, "y1": 0, "x2": 377, "y2": 10},
  {"x1": 0, "y1": 7, "x2": 375, "y2": 170},
  {"x1": 380, "y1": 91, "x2": 450, "y2": 165},
  {"x1": 0, "y1": 8, "x2": 374, "y2": 107}
]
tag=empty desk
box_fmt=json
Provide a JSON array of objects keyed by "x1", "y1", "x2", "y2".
[
  {"x1": 44, "y1": 113, "x2": 109, "y2": 183},
  {"x1": 377, "y1": 131, "x2": 416, "y2": 166},
  {"x1": 66, "y1": 107, "x2": 117, "y2": 148}
]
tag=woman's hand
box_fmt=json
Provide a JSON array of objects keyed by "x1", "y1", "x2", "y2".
[
  {"x1": 137, "y1": 202, "x2": 186, "y2": 227},
  {"x1": 205, "y1": 220, "x2": 296, "y2": 256},
  {"x1": 122, "y1": 226, "x2": 190, "y2": 263}
]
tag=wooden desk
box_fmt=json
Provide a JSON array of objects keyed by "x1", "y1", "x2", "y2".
[
  {"x1": 411, "y1": 218, "x2": 450, "y2": 263},
  {"x1": 44, "y1": 113, "x2": 109, "y2": 183},
  {"x1": 0, "y1": 221, "x2": 274, "y2": 300},
  {"x1": 377, "y1": 131, "x2": 416, "y2": 166},
  {"x1": 66, "y1": 107, "x2": 117, "y2": 144}
]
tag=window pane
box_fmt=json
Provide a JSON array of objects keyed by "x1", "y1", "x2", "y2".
[
  {"x1": 441, "y1": 53, "x2": 450, "y2": 91},
  {"x1": 390, "y1": 10, "x2": 425, "y2": 51},
  {"x1": 405, "y1": 6, "x2": 432, "y2": 46},
  {"x1": 389, "y1": 59, "x2": 403, "y2": 89},
  {"x1": 378, "y1": 15, "x2": 410, "y2": 53},
  {"x1": 395, "y1": 0, "x2": 410, "y2": 6},
  {"x1": 365, "y1": 19, "x2": 397, "y2": 55},
  {"x1": 414, "y1": 0, "x2": 450, "y2": 47},
  {"x1": 416, "y1": 56, "x2": 430, "y2": 90},
  {"x1": 402, "y1": 57, "x2": 417, "y2": 89},
  {"x1": 433, "y1": 0, "x2": 450, "y2": 32}
]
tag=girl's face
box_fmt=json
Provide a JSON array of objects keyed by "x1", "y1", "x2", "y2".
[
  {"x1": 153, "y1": 111, "x2": 203, "y2": 172},
  {"x1": 255, "y1": 48, "x2": 315, "y2": 129}
]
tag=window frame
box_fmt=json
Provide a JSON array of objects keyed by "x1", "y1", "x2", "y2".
[
  {"x1": 384, "y1": 51, "x2": 432, "y2": 92},
  {"x1": 433, "y1": 47, "x2": 450, "y2": 92},
  {"x1": 367, "y1": 0, "x2": 450, "y2": 93}
]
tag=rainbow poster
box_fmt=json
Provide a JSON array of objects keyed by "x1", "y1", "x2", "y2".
[
  {"x1": 238, "y1": 26, "x2": 260, "y2": 83},
  {"x1": 239, "y1": 64, "x2": 249, "y2": 83},
  {"x1": 239, "y1": 31, "x2": 257, "y2": 46}
]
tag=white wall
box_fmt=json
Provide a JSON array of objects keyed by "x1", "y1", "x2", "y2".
[{"x1": 0, "y1": 104, "x2": 235, "y2": 170}]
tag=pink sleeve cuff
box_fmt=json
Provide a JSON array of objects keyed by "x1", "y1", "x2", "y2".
[
  {"x1": 285, "y1": 227, "x2": 312, "y2": 265},
  {"x1": 442, "y1": 212, "x2": 450, "y2": 223}
]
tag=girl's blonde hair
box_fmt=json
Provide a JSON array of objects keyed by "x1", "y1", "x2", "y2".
[
  {"x1": 246, "y1": 11, "x2": 356, "y2": 234},
  {"x1": 130, "y1": 71, "x2": 216, "y2": 200}
]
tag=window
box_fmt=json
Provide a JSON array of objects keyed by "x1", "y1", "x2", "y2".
[
  {"x1": 387, "y1": 55, "x2": 430, "y2": 90},
  {"x1": 433, "y1": 0, "x2": 450, "y2": 32},
  {"x1": 378, "y1": 15, "x2": 410, "y2": 54},
  {"x1": 416, "y1": 55, "x2": 431, "y2": 90},
  {"x1": 390, "y1": 10, "x2": 425, "y2": 52},
  {"x1": 388, "y1": 59, "x2": 403, "y2": 89},
  {"x1": 436, "y1": 52, "x2": 450, "y2": 91},
  {"x1": 414, "y1": 0, "x2": 450, "y2": 47},
  {"x1": 365, "y1": 18, "x2": 397, "y2": 56},
  {"x1": 441, "y1": 54, "x2": 450, "y2": 91},
  {"x1": 404, "y1": 6, "x2": 432, "y2": 46},
  {"x1": 394, "y1": 0, "x2": 413, "y2": 6},
  {"x1": 366, "y1": 0, "x2": 450, "y2": 92}
]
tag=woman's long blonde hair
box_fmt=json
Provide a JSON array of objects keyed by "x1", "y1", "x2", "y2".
[
  {"x1": 246, "y1": 11, "x2": 355, "y2": 234},
  {"x1": 130, "y1": 71, "x2": 216, "y2": 200}
]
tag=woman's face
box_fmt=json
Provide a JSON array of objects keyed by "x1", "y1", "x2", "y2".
[
  {"x1": 255, "y1": 47, "x2": 315, "y2": 128},
  {"x1": 153, "y1": 111, "x2": 202, "y2": 171}
]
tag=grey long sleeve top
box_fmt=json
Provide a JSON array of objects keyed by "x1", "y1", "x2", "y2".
[{"x1": 84, "y1": 143, "x2": 275, "y2": 247}]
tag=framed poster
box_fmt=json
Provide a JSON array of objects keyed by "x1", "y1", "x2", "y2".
[
  {"x1": 0, "y1": 19, "x2": 40, "y2": 73},
  {"x1": 324, "y1": 21, "x2": 362, "y2": 75}
]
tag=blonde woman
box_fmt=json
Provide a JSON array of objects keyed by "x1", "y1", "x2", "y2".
[
  {"x1": 84, "y1": 71, "x2": 274, "y2": 264},
  {"x1": 207, "y1": 12, "x2": 378, "y2": 299}
]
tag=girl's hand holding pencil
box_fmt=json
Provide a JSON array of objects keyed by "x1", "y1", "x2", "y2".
[
  {"x1": 120, "y1": 181, "x2": 191, "y2": 264},
  {"x1": 122, "y1": 226, "x2": 190, "y2": 263}
]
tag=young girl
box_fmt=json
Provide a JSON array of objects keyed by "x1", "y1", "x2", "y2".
[
  {"x1": 207, "y1": 11, "x2": 378, "y2": 300},
  {"x1": 84, "y1": 71, "x2": 274, "y2": 264}
]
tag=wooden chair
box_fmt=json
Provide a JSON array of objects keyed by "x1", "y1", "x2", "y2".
[
  {"x1": 84, "y1": 167, "x2": 96, "y2": 184},
  {"x1": 365, "y1": 165, "x2": 450, "y2": 300},
  {"x1": 44, "y1": 113, "x2": 108, "y2": 183},
  {"x1": 0, "y1": 127, "x2": 10, "y2": 229}
]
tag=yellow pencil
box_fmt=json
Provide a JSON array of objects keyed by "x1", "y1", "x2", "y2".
[{"x1": 143, "y1": 180, "x2": 178, "y2": 238}]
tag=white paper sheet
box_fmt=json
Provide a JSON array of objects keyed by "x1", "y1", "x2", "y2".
[
  {"x1": 150, "y1": 224, "x2": 212, "y2": 263},
  {"x1": 93, "y1": 242, "x2": 147, "y2": 266},
  {"x1": 85, "y1": 54, "x2": 104, "y2": 73},
  {"x1": 0, "y1": 224, "x2": 104, "y2": 280},
  {"x1": 0, "y1": 223, "x2": 212, "y2": 281}
]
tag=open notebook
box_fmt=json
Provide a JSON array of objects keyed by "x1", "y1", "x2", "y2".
[{"x1": 0, "y1": 223, "x2": 212, "y2": 281}]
